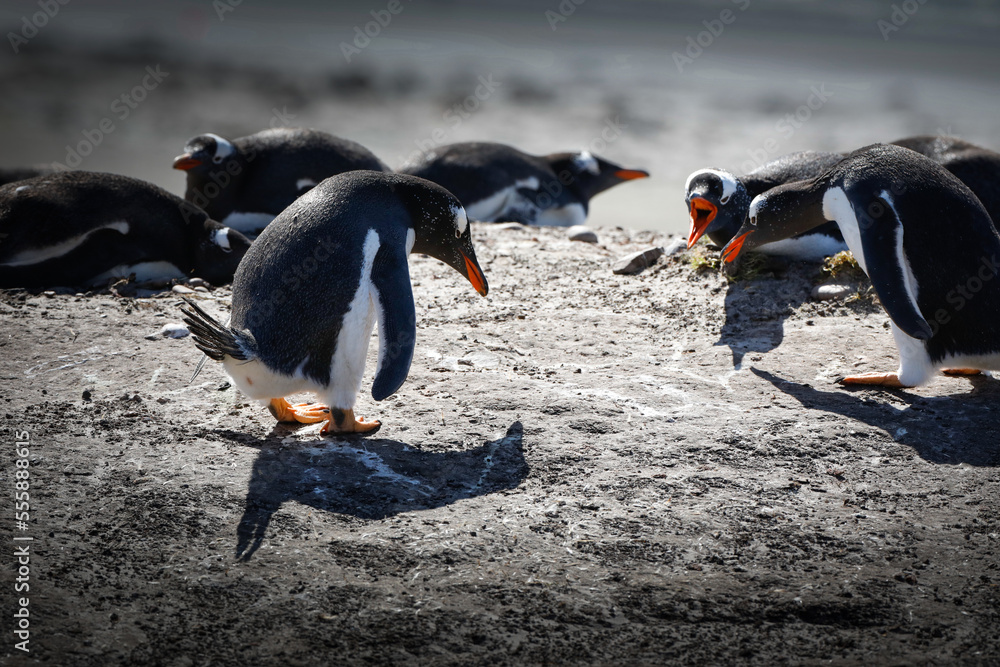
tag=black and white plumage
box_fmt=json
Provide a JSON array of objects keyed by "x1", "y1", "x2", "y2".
[
  {"x1": 721, "y1": 143, "x2": 1000, "y2": 388},
  {"x1": 0, "y1": 171, "x2": 250, "y2": 288},
  {"x1": 399, "y1": 142, "x2": 649, "y2": 227},
  {"x1": 173, "y1": 127, "x2": 390, "y2": 236},
  {"x1": 181, "y1": 170, "x2": 489, "y2": 435},
  {"x1": 684, "y1": 151, "x2": 847, "y2": 259}
]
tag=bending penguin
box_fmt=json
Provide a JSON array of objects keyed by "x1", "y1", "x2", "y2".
[
  {"x1": 721, "y1": 143, "x2": 1000, "y2": 388},
  {"x1": 400, "y1": 142, "x2": 649, "y2": 226},
  {"x1": 684, "y1": 151, "x2": 847, "y2": 259},
  {"x1": 173, "y1": 127, "x2": 390, "y2": 236},
  {"x1": 182, "y1": 171, "x2": 489, "y2": 435},
  {"x1": 0, "y1": 171, "x2": 250, "y2": 288}
]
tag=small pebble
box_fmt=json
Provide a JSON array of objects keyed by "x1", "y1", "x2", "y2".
[
  {"x1": 612, "y1": 246, "x2": 665, "y2": 275},
  {"x1": 664, "y1": 237, "x2": 687, "y2": 256},
  {"x1": 566, "y1": 225, "x2": 598, "y2": 243},
  {"x1": 193, "y1": 286, "x2": 209, "y2": 293},
  {"x1": 812, "y1": 284, "x2": 852, "y2": 301},
  {"x1": 145, "y1": 323, "x2": 190, "y2": 340},
  {"x1": 187, "y1": 278, "x2": 208, "y2": 288},
  {"x1": 171, "y1": 285, "x2": 195, "y2": 294},
  {"x1": 494, "y1": 222, "x2": 526, "y2": 231}
]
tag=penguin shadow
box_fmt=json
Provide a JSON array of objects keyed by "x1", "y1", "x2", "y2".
[
  {"x1": 715, "y1": 255, "x2": 811, "y2": 368},
  {"x1": 751, "y1": 368, "x2": 1000, "y2": 467},
  {"x1": 222, "y1": 421, "x2": 526, "y2": 561}
]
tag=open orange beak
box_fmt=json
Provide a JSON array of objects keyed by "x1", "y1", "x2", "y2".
[
  {"x1": 687, "y1": 198, "x2": 718, "y2": 248},
  {"x1": 463, "y1": 253, "x2": 488, "y2": 296},
  {"x1": 172, "y1": 154, "x2": 202, "y2": 170},
  {"x1": 721, "y1": 230, "x2": 753, "y2": 264},
  {"x1": 615, "y1": 169, "x2": 649, "y2": 181}
]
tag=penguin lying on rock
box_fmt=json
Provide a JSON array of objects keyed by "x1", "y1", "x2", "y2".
[
  {"x1": 173, "y1": 127, "x2": 390, "y2": 236},
  {"x1": 721, "y1": 143, "x2": 1000, "y2": 388},
  {"x1": 182, "y1": 171, "x2": 489, "y2": 435},
  {"x1": 0, "y1": 171, "x2": 250, "y2": 288},
  {"x1": 400, "y1": 142, "x2": 649, "y2": 226},
  {"x1": 685, "y1": 136, "x2": 1000, "y2": 259}
]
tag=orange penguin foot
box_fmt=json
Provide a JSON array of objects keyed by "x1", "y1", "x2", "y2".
[
  {"x1": 267, "y1": 398, "x2": 330, "y2": 424},
  {"x1": 942, "y1": 368, "x2": 982, "y2": 377},
  {"x1": 321, "y1": 408, "x2": 381, "y2": 436},
  {"x1": 837, "y1": 372, "x2": 909, "y2": 388}
]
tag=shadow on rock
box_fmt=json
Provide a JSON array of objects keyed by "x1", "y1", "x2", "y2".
[
  {"x1": 715, "y1": 257, "x2": 808, "y2": 368},
  {"x1": 752, "y1": 368, "x2": 1000, "y2": 467},
  {"x1": 227, "y1": 421, "x2": 526, "y2": 560}
]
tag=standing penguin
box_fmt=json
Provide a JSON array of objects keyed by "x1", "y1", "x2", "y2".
[
  {"x1": 399, "y1": 142, "x2": 648, "y2": 226},
  {"x1": 173, "y1": 127, "x2": 390, "y2": 235},
  {"x1": 684, "y1": 151, "x2": 847, "y2": 258},
  {"x1": 181, "y1": 171, "x2": 489, "y2": 435},
  {"x1": 0, "y1": 171, "x2": 250, "y2": 288},
  {"x1": 721, "y1": 144, "x2": 1000, "y2": 388}
]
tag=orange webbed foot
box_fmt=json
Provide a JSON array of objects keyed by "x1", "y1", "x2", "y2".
[
  {"x1": 320, "y1": 408, "x2": 381, "y2": 436},
  {"x1": 837, "y1": 372, "x2": 909, "y2": 388},
  {"x1": 268, "y1": 398, "x2": 330, "y2": 424},
  {"x1": 942, "y1": 368, "x2": 982, "y2": 377}
]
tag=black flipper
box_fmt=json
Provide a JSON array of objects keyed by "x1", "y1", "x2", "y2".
[
  {"x1": 370, "y1": 246, "x2": 416, "y2": 401},
  {"x1": 857, "y1": 197, "x2": 934, "y2": 341}
]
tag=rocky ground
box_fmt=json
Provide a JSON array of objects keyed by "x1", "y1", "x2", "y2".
[{"x1": 2, "y1": 223, "x2": 998, "y2": 666}]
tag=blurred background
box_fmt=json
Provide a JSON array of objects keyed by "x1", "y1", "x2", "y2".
[{"x1": 2, "y1": 0, "x2": 999, "y2": 234}]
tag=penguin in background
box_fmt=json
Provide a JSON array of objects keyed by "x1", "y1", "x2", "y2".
[
  {"x1": 684, "y1": 151, "x2": 847, "y2": 259},
  {"x1": 0, "y1": 166, "x2": 54, "y2": 187},
  {"x1": 399, "y1": 142, "x2": 649, "y2": 227},
  {"x1": 0, "y1": 171, "x2": 250, "y2": 288},
  {"x1": 721, "y1": 143, "x2": 1000, "y2": 388},
  {"x1": 173, "y1": 127, "x2": 391, "y2": 236},
  {"x1": 182, "y1": 171, "x2": 489, "y2": 435}
]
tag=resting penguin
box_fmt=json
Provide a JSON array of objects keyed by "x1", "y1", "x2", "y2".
[
  {"x1": 720, "y1": 143, "x2": 1000, "y2": 388},
  {"x1": 173, "y1": 127, "x2": 390, "y2": 236},
  {"x1": 181, "y1": 171, "x2": 489, "y2": 435},
  {"x1": 0, "y1": 171, "x2": 251, "y2": 288},
  {"x1": 684, "y1": 151, "x2": 847, "y2": 259},
  {"x1": 399, "y1": 142, "x2": 649, "y2": 226}
]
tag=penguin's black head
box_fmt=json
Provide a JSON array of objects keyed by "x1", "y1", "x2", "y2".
[
  {"x1": 394, "y1": 174, "x2": 489, "y2": 297},
  {"x1": 684, "y1": 168, "x2": 753, "y2": 249},
  {"x1": 191, "y1": 218, "x2": 253, "y2": 285},
  {"x1": 546, "y1": 151, "x2": 649, "y2": 203},
  {"x1": 173, "y1": 133, "x2": 242, "y2": 173}
]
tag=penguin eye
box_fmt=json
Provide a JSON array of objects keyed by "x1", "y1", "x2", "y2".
[
  {"x1": 455, "y1": 229, "x2": 462, "y2": 238},
  {"x1": 212, "y1": 155, "x2": 224, "y2": 164}
]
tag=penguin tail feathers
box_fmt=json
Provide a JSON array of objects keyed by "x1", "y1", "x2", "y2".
[{"x1": 179, "y1": 298, "x2": 253, "y2": 362}]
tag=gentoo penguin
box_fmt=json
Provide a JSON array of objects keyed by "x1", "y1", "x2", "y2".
[
  {"x1": 181, "y1": 171, "x2": 489, "y2": 435},
  {"x1": 0, "y1": 171, "x2": 250, "y2": 288},
  {"x1": 399, "y1": 142, "x2": 649, "y2": 226},
  {"x1": 684, "y1": 151, "x2": 847, "y2": 259},
  {"x1": 720, "y1": 143, "x2": 1000, "y2": 388},
  {"x1": 173, "y1": 127, "x2": 390, "y2": 236},
  {"x1": 891, "y1": 135, "x2": 1000, "y2": 225},
  {"x1": 0, "y1": 166, "x2": 53, "y2": 187}
]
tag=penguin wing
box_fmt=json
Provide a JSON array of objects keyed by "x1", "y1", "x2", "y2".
[
  {"x1": 858, "y1": 196, "x2": 933, "y2": 340},
  {"x1": 370, "y1": 244, "x2": 416, "y2": 401}
]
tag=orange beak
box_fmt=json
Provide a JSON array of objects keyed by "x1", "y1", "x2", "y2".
[
  {"x1": 463, "y1": 253, "x2": 488, "y2": 296},
  {"x1": 615, "y1": 169, "x2": 649, "y2": 181},
  {"x1": 687, "y1": 198, "x2": 718, "y2": 248},
  {"x1": 172, "y1": 154, "x2": 202, "y2": 170},
  {"x1": 721, "y1": 230, "x2": 753, "y2": 264}
]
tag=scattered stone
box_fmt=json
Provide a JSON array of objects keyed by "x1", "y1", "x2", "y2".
[
  {"x1": 193, "y1": 286, "x2": 209, "y2": 293},
  {"x1": 82, "y1": 390, "x2": 92, "y2": 401},
  {"x1": 494, "y1": 222, "x2": 526, "y2": 231},
  {"x1": 664, "y1": 237, "x2": 687, "y2": 256},
  {"x1": 612, "y1": 246, "x2": 664, "y2": 275},
  {"x1": 171, "y1": 285, "x2": 195, "y2": 294},
  {"x1": 812, "y1": 284, "x2": 852, "y2": 301},
  {"x1": 187, "y1": 277, "x2": 209, "y2": 288},
  {"x1": 145, "y1": 323, "x2": 190, "y2": 340},
  {"x1": 567, "y1": 225, "x2": 598, "y2": 243}
]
